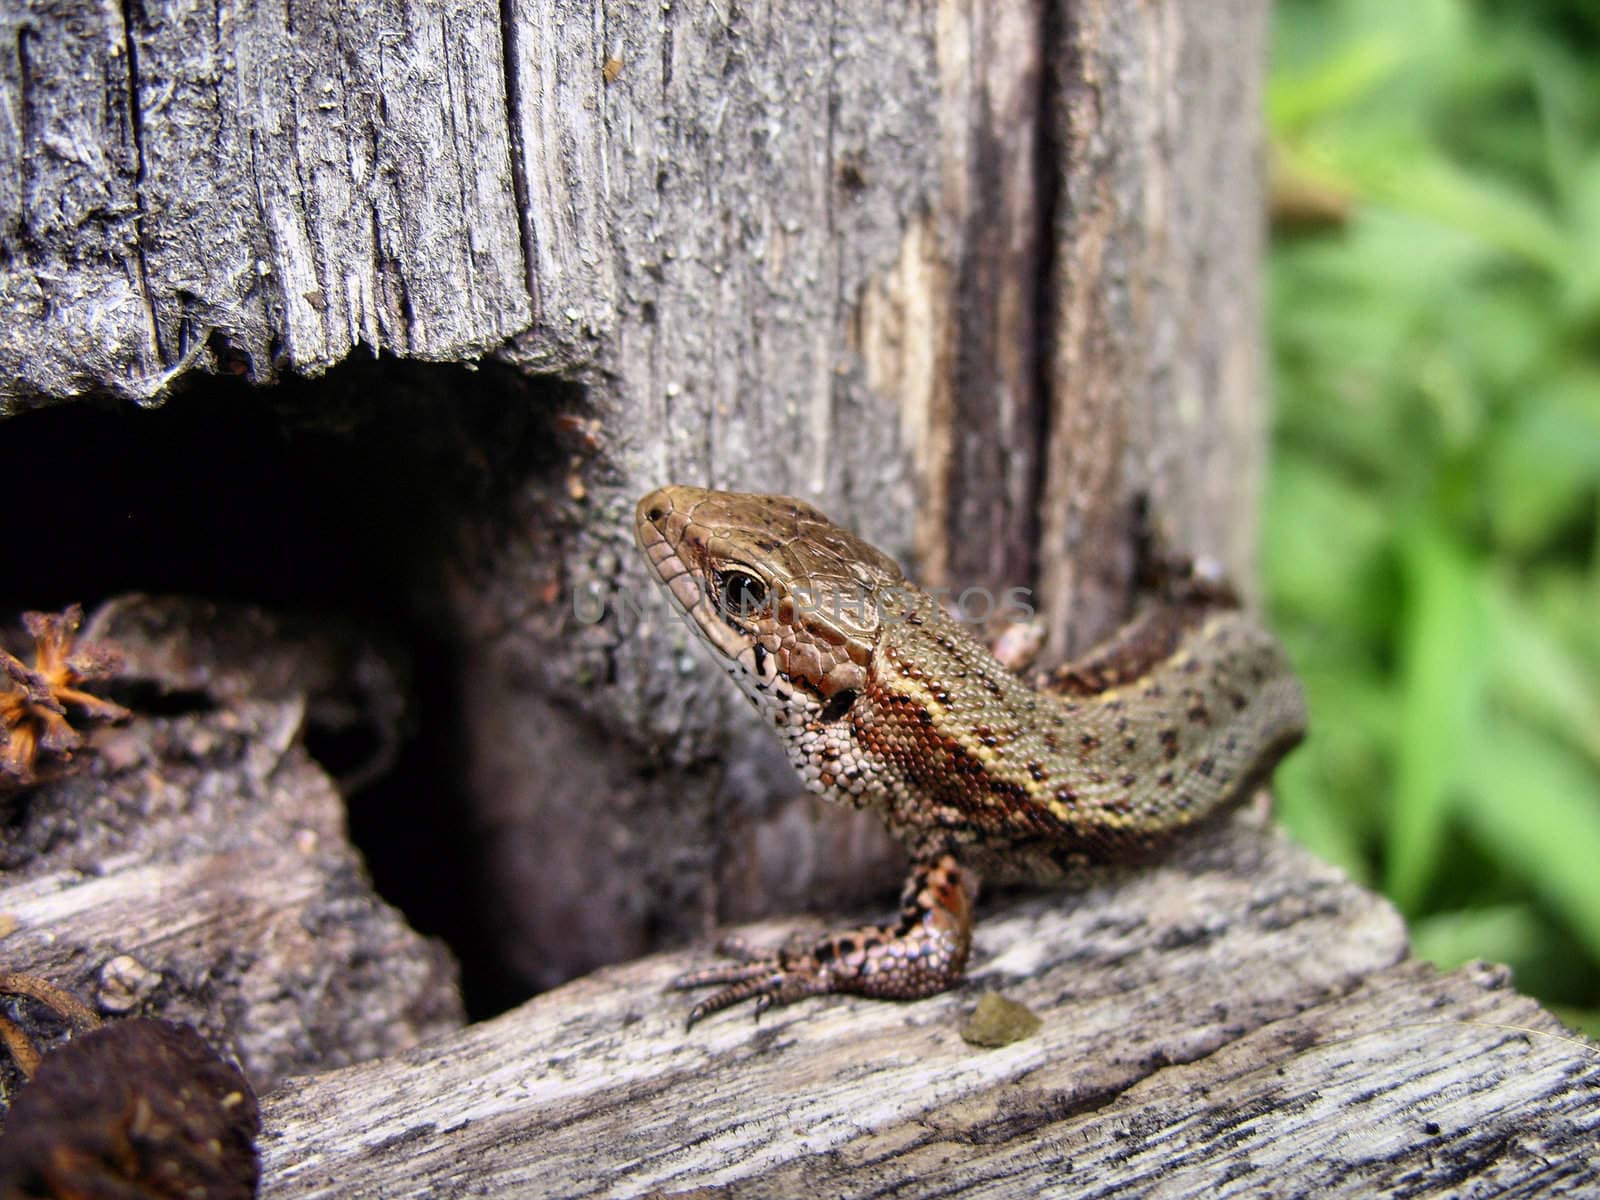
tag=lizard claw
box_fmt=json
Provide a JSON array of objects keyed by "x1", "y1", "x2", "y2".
[{"x1": 670, "y1": 939, "x2": 828, "y2": 1028}]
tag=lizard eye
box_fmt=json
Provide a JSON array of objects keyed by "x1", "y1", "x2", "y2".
[{"x1": 716, "y1": 569, "x2": 770, "y2": 619}]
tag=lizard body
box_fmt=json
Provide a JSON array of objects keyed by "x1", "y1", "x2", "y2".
[{"x1": 634, "y1": 485, "x2": 1306, "y2": 1024}]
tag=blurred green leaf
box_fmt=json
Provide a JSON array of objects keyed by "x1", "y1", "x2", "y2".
[
  {"x1": 1268, "y1": 36, "x2": 1404, "y2": 132},
  {"x1": 1487, "y1": 391, "x2": 1600, "y2": 553},
  {"x1": 1563, "y1": 154, "x2": 1600, "y2": 318},
  {"x1": 1528, "y1": 35, "x2": 1600, "y2": 211},
  {"x1": 1458, "y1": 723, "x2": 1600, "y2": 964},
  {"x1": 1268, "y1": 0, "x2": 1600, "y2": 1022},
  {"x1": 1275, "y1": 752, "x2": 1374, "y2": 887},
  {"x1": 1547, "y1": 1006, "x2": 1600, "y2": 1041},
  {"x1": 1331, "y1": 148, "x2": 1571, "y2": 271},
  {"x1": 1386, "y1": 525, "x2": 1488, "y2": 911},
  {"x1": 1487, "y1": 580, "x2": 1600, "y2": 766},
  {"x1": 1275, "y1": 662, "x2": 1397, "y2": 884},
  {"x1": 1265, "y1": 462, "x2": 1391, "y2": 633}
]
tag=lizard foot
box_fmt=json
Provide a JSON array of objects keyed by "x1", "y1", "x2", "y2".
[
  {"x1": 669, "y1": 933, "x2": 835, "y2": 1027},
  {"x1": 670, "y1": 855, "x2": 974, "y2": 1028}
]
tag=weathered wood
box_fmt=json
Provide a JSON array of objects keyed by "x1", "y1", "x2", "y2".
[
  {"x1": 0, "y1": 0, "x2": 533, "y2": 404},
  {"x1": 254, "y1": 816, "x2": 1598, "y2": 1197},
  {"x1": 1039, "y1": 0, "x2": 1270, "y2": 653},
  {"x1": 0, "y1": 597, "x2": 462, "y2": 1094}
]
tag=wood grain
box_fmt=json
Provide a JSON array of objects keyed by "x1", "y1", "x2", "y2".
[{"x1": 256, "y1": 815, "x2": 1599, "y2": 1197}]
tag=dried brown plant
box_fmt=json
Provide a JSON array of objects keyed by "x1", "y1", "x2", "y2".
[{"x1": 0, "y1": 605, "x2": 130, "y2": 791}]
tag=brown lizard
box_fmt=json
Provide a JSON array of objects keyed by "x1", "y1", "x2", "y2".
[{"x1": 634, "y1": 485, "x2": 1306, "y2": 1025}]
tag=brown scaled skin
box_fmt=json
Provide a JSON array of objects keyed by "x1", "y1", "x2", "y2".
[{"x1": 634, "y1": 485, "x2": 1306, "y2": 1026}]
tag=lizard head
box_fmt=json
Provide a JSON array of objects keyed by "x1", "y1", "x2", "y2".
[{"x1": 635, "y1": 486, "x2": 907, "y2": 722}]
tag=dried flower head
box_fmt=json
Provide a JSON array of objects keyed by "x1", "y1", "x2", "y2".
[{"x1": 0, "y1": 605, "x2": 129, "y2": 791}]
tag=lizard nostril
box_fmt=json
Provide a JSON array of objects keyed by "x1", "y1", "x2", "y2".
[{"x1": 646, "y1": 505, "x2": 666, "y2": 523}]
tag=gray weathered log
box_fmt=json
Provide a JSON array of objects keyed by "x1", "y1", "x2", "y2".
[
  {"x1": 1040, "y1": 0, "x2": 1270, "y2": 649},
  {"x1": 254, "y1": 817, "x2": 1599, "y2": 1197}
]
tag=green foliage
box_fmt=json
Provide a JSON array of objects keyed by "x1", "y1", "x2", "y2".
[{"x1": 1267, "y1": 0, "x2": 1600, "y2": 1036}]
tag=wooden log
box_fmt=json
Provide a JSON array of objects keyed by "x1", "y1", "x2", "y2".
[{"x1": 255, "y1": 815, "x2": 1599, "y2": 1196}]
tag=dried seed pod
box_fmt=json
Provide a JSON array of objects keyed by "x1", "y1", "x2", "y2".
[
  {"x1": 0, "y1": 1017, "x2": 260, "y2": 1199},
  {"x1": 1, "y1": 605, "x2": 130, "y2": 791}
]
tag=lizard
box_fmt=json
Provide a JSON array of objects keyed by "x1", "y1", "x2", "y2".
[{"x1": 633, "y1": 485, "x2": 1307, "y2": 1026}]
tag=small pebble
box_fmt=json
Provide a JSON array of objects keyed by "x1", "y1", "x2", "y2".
[
  {"x1": 97, "y1": 954, "x2": 161, "y2": 1014},
  {"x1": 960, "y1": 991, "x2": 1042, "y2": 1047}
]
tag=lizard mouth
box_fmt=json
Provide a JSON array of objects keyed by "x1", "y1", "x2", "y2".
[
  {"x1": 633, "y1": 487, "x2": 698, "y2": 605},
  {"x1": 634, "y1": 488, "x2": 725, "y2": 624},
  {"x1": 634, "y1": 487, "x2": 763, "y2": 671},
  {"x1": 633, "y1": 486, "x2": 720, "y2": 568}
]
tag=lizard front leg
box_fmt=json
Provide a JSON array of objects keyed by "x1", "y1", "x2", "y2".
[{"x1": 672, "y1": 854, "x2": 974, "y2": 1027}]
